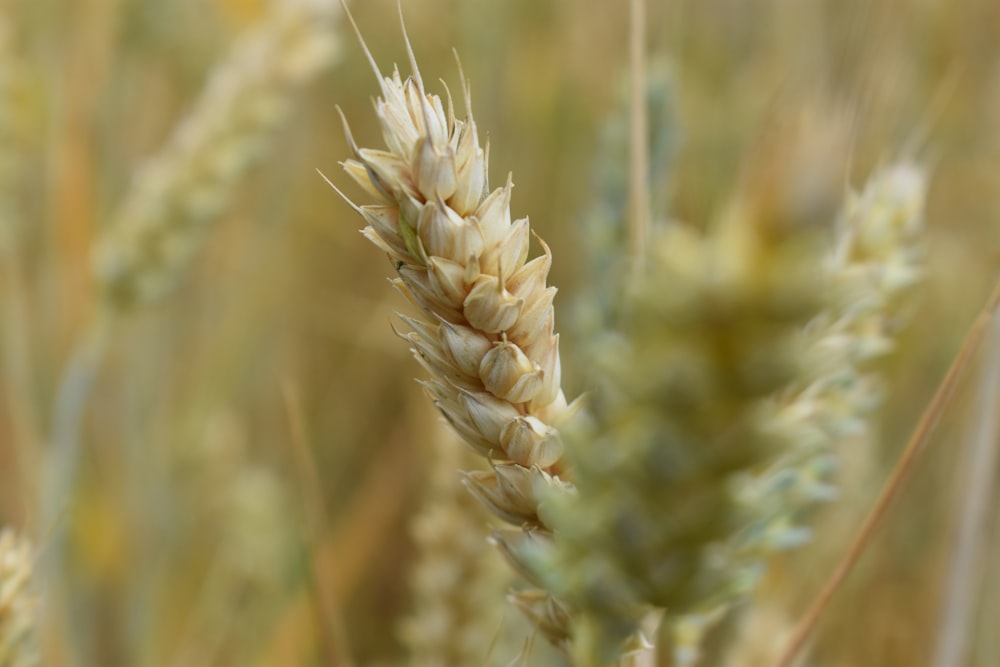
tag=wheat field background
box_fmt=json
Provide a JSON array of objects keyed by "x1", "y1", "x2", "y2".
[{"x1": 1, "y1": 0, "x2": 999, "y2": 665}]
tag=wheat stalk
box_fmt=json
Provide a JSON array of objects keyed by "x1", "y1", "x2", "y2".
[
  {"x1": 326, "y1": 6, "x2": 582, "y2": 651},
  {"x1": 0, "y1": 11, "x2": 45, "y2": 505},
  {"x1": 931, "y1": 305, "x2": 1000, "y2": 667}
]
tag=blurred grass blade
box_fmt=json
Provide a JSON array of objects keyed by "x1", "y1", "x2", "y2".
[{"x1": 931, "y1": 292, "x2": 1000, "y2": 667}]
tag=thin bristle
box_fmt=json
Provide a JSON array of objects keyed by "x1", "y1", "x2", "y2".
[
  {"x1": 453, "y1": 48, "x2": 475, "y2": 119},
  {"x1": 440, "y1": 78, "x2": 456, "y2": 129},
  {"x1": 339, "y1": 0, "x2": 385, "y2": 88},
  {"x1": 336, "y1": 105, "x2": 363, "y2": 158},
  {"x1": 317, "y1": 168, "x2": 361, "y2": 213},
  {"x1": 398, "y1": 0, "x2": 424, "y2": 91}
]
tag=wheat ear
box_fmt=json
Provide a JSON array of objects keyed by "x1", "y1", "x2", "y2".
[
  {"x1": 46, "y1": 0, "x2": 342, "y2": 543},
  {"x1": 95, "y1": 0, "x2": 340, "y2": 309},
  {"x1": 328, "y1": 8, "x2": 580, "y2": 650},
  {"x1": 708, "y1": 161, "x2": 928, "y2": 665},
  {"x1": 740, "y1": 162, "x2": 927, "y2": 557},
  {"x1": 0, "y1": 528, "x2": 38, "y2": 667}
]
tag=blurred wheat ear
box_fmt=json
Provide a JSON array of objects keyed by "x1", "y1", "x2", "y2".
[
  {"x1": 718, "y1": 159, "x2": 928, "y2": 665},
  {"x1": 533, "y1": 92, "x2": 936, "y2": 666},
  {"x1": 94, "y1": 0, "x2": 341, "y2": 310}
]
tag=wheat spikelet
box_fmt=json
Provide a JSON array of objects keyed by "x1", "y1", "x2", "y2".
[
  {"x1": 95, "y1": 0, "x2": 340, "y2": 309},
  {"x1": 0, "y1": 528, "x2": 38, "y2": 667},
  {"x1": 735, "y1": 162, "x2": 927, "y2": 561},
  {"x1": 328, "y1": 9, "x2": 581, "y2": 651}
]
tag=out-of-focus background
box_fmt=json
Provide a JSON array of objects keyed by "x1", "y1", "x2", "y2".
[{"x1": 1, "y1": 0, "x2": 998, "y2": 664}]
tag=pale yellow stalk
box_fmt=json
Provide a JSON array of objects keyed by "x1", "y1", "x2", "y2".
[{"x1": 744, "y1": 162, "x2": 927, "y2": 555}]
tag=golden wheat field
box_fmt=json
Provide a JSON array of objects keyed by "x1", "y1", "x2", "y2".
[{"x1": 1, "y1": 0, "x2": 1000, "y2": 665}]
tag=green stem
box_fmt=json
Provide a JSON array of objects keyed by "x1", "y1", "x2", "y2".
[{"x1": 39, "y1": 307, "x2": 115, "y2": 666}]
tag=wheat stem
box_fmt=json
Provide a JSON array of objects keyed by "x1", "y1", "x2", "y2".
[
  {"x1": 40, "y1": 309, "x2": 113, "y2": 536},
  {"x1": 37, "y1": 308, "x2": 113, "y2": 667},
  {"x1": 0, "y1": 17, "x2": 44, "y2": 501},
  {"x1": 628, "y1": 0, "x2": 649, "y2": 275},
  {"x1": 2, "y1": 256, "x2": 42, "y2": 499},
  {"x1": 282, "y1": 382, "x2": 355, "y2": 667},
  {"x1": 774, "y1": 275, "x2": 1000, "y2": 667},
  {"x1": 930, "y1": 295, "x2": 1000, "y2": 667}
]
